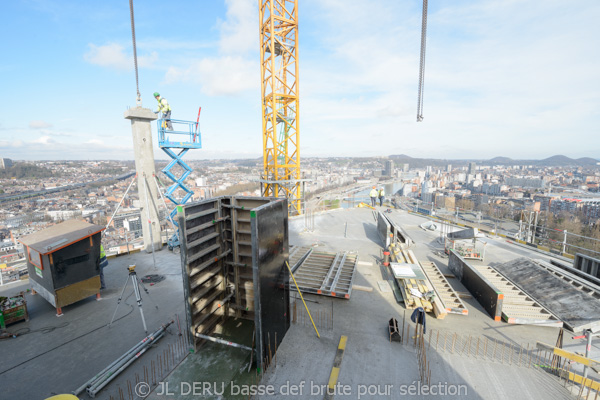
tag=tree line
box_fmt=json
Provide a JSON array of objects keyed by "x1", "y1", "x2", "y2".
[{"x1": 0, "y1": 163, "x2": 55, "y2": 179}]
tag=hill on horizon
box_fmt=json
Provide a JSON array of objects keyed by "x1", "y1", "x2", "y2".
[{"x1": 388, "y1": 154, "x2": 598, "y2": 167}]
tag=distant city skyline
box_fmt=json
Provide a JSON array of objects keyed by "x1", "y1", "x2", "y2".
[
  {"x1": 2, "y1": 153, "x2": 598, "y2": 165},
  {"x1": 1, "y1": 0, "x2": 599, "y2": 161}
]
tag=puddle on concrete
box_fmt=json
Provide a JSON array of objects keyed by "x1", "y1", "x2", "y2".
[{"x1": 159, "y1": 317, "x2": 260, "y2": 399}]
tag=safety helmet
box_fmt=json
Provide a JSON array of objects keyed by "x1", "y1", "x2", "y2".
[
  {"x1": 373, "y1": 186, "x2": 376, "y2": 188},
  {"x1": 153, "y1": 92, "x2": 160, "y2": 97}
]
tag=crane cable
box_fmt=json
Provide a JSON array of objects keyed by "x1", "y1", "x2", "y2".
[
  {"x1": 129, "y1": 0, "x2": 142, "y2": 106},
  {"x1": 416, "y1": 0, "x2": 428, "y2": 122}
]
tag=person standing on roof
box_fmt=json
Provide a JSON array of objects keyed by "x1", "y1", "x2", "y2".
[
  {"x1": 369, "y1": 186, "x2": 378, "y2": 207},
  {"x1": 154, "y1": 92, "x2": 173, "y2": 130},
  {"x1": 378, "y1": 187, "x2": 385, "y2": 207},
  {"x1": 99, "y1": 244, "x2": 108, "y2": 290}
]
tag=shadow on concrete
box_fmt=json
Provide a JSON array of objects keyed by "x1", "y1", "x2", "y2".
[{"x1": 361, "y1": 222, "x2": 382, "y2": 246}]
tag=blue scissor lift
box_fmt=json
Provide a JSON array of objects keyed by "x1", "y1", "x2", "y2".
[{"x1": 157, "y1": 117, "x2": 202, "y2": 250}]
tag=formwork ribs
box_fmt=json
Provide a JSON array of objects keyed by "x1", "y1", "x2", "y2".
[{"x1": 177, "y1": 196, "x2": 290, "y2": 370}]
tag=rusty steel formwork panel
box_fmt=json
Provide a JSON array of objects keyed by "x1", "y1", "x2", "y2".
[{"x1": 177, "y1": 196, "x2": 290, "y2": 368}]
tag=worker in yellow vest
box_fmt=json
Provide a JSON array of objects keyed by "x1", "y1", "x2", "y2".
[
  {"x1": 378, "y1": 187, "x2": 385, "y2": 206},
  {"x1": 369, "y1": 186, "x2": 378, "y2": 207},
  {"x1": 154, "y1": 92, "x2": 173, "y2": 130},
  {"x1": 100, "y1": 244, "x2": 108, "y2": 290}
]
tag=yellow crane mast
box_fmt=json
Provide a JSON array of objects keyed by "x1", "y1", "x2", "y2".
[{"x1": 259, "y1": 0, "x2": 302, "y2": 215}]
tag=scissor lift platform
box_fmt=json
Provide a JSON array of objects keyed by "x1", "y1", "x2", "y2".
[{"x1": 157, "y1": 117, "x2": 202, "y2": 247}]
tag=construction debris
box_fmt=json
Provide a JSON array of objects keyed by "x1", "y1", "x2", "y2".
[{"x1": 0, "y1": 293, "x2": 28, "y2": 328}]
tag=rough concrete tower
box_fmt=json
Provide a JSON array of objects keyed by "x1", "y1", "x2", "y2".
[{"x1": 124, "y1": 107, "x2": 162, "y2": 252}]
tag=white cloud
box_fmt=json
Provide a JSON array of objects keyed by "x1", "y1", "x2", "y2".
[
  {"x1": 29, "y1": 120, "x2": 52, "y2": 129},
  {"x1": 47, "y1": 130, "x2": 71, "y2": 137},
  {"x1": 0, "y1": 139, "x2": 25, "y2": 151},
  {"x1": 217, "y1": 0, "x2": 258, "y2": 55},
  {"x1": 84, "y1": 43, "x2": 130, "y2": 70},
  {"x1": 136, "y1": 39, "x2": 213, "y2": 52},
  {"x1": 290, "y1": 0, "x2": 600, "y2": 158},
  {"x1": 0, "y1": 134, "x2": 134, "y2": 160},
  {"x1": 32, "y1": 136, "x2": 56, "y2": 145},
  {"x1": 160, "y1": 0, "x2": 258, "y2": 95},
  {"x1": 166, "y1": 56, "x2": 257, "y2": 96},
  {"x1": 27, "y1": 121, "x2": 72, "y2": 137},
  {"x1": 84, "y1": 43, "x2": 158, "y2": 71},
  {"x1": 83, "y1": 139, "x2": 131, "y2": 152}
]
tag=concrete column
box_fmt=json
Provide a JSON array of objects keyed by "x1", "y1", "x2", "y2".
[{"x1": 124, "y1": 107, "x2": 162, "y2": 253}]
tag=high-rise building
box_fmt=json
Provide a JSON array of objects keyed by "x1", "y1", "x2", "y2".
[
  {"x1": 0, "y1": 158, "x2": 13, "y2": 169},
  {"x1": 446, "y1": 164, "x2": 452, "y2": 173},
  {"x1": 468, "y1": 162, "x2": 476, "y2": 175},
  {"x1": 402, "y1": 163, "x2": 409, "y2": 172},
  {"x1": 384, "y1": 160, "x2": 394, "y2": 177},
  {"x1": 124, "y1": 217, "x2": 143, "y2": 233}
]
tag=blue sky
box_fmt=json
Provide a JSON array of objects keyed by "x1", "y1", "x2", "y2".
[{"x1": 1, "y1": 0, "x2": 599, "y2": 161}]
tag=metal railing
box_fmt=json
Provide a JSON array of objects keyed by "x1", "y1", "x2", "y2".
[{"x1": 156, "y1": 118, "x2": 202, "y2": 149}]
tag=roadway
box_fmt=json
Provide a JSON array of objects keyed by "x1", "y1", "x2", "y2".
[
  {"x1": 396, "y1": 196, "x2": 521, "y2": 237},
  {"x1": 0, "y1": 171, "x2": 136, "y2": 204}
]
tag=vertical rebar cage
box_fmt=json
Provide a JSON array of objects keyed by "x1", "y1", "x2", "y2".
[{"x1": 259, "y1": 0, "x2": 302, "y2": 215}]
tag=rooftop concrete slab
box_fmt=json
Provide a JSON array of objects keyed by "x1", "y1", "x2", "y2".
[
  {"x1": 2, "y1": 206, "x2": 597, "y2": 399},
  {"x1": 270, "y1": 207, "x2": 594, "y2": 399},
  {"x1": 1, "y1": 249, "x2": 186, "y2": 399}
]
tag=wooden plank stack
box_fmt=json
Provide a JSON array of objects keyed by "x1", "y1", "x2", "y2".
[{"x1": 388, "y1": 244, "x2": 435, "y2": 314}]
